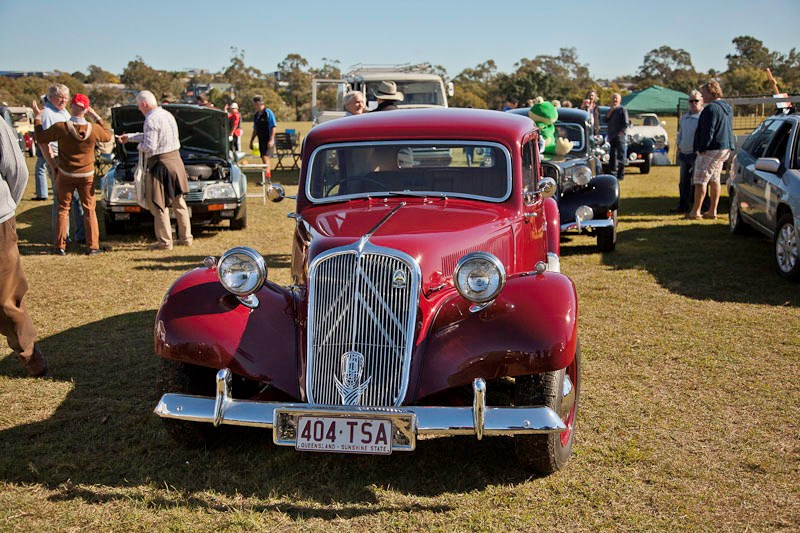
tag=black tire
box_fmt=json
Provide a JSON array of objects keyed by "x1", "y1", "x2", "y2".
[
  {"x1": 728, "y1": 189, "x2": 750, "y2": 235},
  {"x1": 156, "y1": 359, "x2": 223, "y2": 448},
  {"x1": 103, "y1": 212, "x2": 126, "y2": 235},
  {"x1": 230, "y1": 202, "x2": 247, "y2": 230},
  {"x1": 640, "y1": 153, "x2": 651, "y2": 174},
  {"x1": 514, "y1": 344, "x2": 581, "y2": 474},
  {"x1": 774, "y1": 213, "x2": 800, "y2": 281}
]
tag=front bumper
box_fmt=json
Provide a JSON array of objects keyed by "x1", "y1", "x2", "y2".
[
  {"x1": 154, "y1": 369, "x2": 566, "y2": 451},
  {"x1": 561, "y1": 217, "x2": 615, "y2": 233}
]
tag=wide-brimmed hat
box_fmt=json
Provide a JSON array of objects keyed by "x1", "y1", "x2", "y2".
[
  {"x1": 375, "y1": 81, "x2": 404, "y2": 101},
  {"x1": 230, "y1": 102, "x2": 239, "y2": 109}
]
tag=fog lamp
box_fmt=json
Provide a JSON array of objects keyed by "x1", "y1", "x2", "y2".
[{"x1": 576, "y1": 205, "x2": 594, "y2": 220}]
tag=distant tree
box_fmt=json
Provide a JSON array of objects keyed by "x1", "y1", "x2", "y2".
[
  {"x1": 452, "y1": 60, "x2": 499, "y2": 108},
  {"x1": 721, "y1": 68, "x2": 771, "y2": 96},
  {"x1": 277, "y1": 53, "x2": 312, "y2": 120},
  {"x1": 87, "y1": 85, "x2": 127, "y2": 117},
  {"x1": 86, "y1": 65, "x2": 120, "y2": 84},
  {"x1": 635, "y1": 45, "x2": 703, "y2": 93},
  {"x1": 310, "y1": 57, "x2": 342, "y2": 111},
  {"x1": 726, "y1": 36, "x2": 780, "y2": 71},
  {"x1": 71, "y1": 71, "x2": 87, "y2": 83},
  {"x1": 120, "y1": 57, "x2": 184, "y2": 101}
]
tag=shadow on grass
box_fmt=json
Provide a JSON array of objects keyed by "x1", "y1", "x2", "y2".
[
  {"x1": 0, "y1": 312, "x2": 528, "y2": 516},
  {"x1": 565, "y1": 220, "x2": 798, "y2": 306}
]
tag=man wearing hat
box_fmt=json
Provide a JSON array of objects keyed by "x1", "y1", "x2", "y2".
[
  {"x1": 372, "y1": 81, "x2": 404, "y2": 112},
  {"x1": 34, "y1": 94, "x2": 112, "y2": 255}
]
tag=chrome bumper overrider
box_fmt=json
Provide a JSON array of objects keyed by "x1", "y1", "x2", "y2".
[
  {"x1": 153, "y1": 369, "x2": 566, "y2": 451},
  {"x1": 561, "y1": 217, "x2": 615, "y2": 232}
]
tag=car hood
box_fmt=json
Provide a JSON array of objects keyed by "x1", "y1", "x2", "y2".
[
  {"x1": 301, "y1": 200, "x2": 513, "y2": 293},
  {"x1": 111, "y1": 104, "x2": 229, "y2": 162},
  {"x1": 627, "y1": 125, "x2": 668, "y2": 140}
]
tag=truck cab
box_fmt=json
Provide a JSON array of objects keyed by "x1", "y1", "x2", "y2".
[{"x1": 312, "y1": 63, "x2": 454, "y2": 125}]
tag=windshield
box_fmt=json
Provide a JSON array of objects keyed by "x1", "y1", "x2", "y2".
[
  {"x1": 364, "y1": 81, "x2": 445, "y2": 106},
  {"x1": 11, "y1": 112, "x2": 31, "y2": 124},
  {"x1": 307, "y1": 142, "x2": 511, "y2": 203},
  {"x1": 632, "y1": 115, "x2": 661, "y2": 127},
  {"x1": 555, "y1": 123, "x2": 586, "y2": 153}
]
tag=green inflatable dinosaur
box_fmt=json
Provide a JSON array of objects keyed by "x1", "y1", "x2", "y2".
[{"x1": 528, "y1": 102, "x2": 573, "y2": 156}]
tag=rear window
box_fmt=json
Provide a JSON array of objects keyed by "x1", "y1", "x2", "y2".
[{"x1": 306, "y1": 141, "x2": 511, "y2": 203}]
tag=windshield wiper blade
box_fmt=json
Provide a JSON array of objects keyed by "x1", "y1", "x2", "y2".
[{"x1": 386, "y1": 191, "x2": 448, "y2": 198}]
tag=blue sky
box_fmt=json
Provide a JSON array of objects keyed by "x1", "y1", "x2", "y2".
[{"x1": 2, "y1": 0, "x2": 798, "y2": 80}]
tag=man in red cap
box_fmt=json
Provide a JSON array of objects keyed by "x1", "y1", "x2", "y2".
[{"x1": 33, "y1": 94, "x2": 112, "y2": 255}]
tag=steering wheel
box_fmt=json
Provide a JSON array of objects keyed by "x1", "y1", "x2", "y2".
[{"x1": 326, "y1": 177, "x2": 389, "y2": 196}]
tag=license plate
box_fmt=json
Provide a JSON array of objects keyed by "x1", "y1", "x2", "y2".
[{"x1": 295, "y1": 416, "x2": 392, "y2": 455}]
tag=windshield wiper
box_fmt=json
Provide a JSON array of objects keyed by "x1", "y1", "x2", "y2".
[{"x1": 386, "y1": 191, "x2": 449, "y2": 198}]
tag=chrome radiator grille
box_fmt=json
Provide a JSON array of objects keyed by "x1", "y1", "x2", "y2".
[
  {"x1": 183, "y1": 191, "x2": 204, "y2": 203},
  {"x1": 307, "y1": 244, "x2": 419, "y2": 407}
]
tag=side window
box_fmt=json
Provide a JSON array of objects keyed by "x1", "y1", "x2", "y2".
[
  {"x1": 764, "y1": 122, "x2": 792, "y2": 162},
  {"x1": 740, "y1": 121, "x2": 768, "y2": 156},
  {"x1": 521, "y1": 139, "x2": 537, "y2": 192},
  {"x1": 747, "y1": 120, "x2": 782, "y2": 159},
  {"x1": 793, "y1": 124, "x2": 800, "y2": 169}
]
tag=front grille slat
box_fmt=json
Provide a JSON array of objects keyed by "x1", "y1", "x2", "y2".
[{"x1": 307, "y1": 245, "x2": 418, "y2": 407}]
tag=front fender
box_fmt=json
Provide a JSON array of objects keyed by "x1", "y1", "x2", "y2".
[
  {"x1": 413, "y1": 272, "x2": 578, "y2": 400},
  {"x1": 559, "y1": 174, "x2": 619, "y2": 222},
  {"x1": 154, "y1": 267, "x2": 301, "y2": 399}
]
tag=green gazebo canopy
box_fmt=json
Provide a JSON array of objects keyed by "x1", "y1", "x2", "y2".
[{"x1": 621, "y1": 85, "x2": 689, "y2": 115}]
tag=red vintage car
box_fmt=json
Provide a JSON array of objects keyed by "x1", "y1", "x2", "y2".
[{"x1": 153, "y1": 108, "x2": 581, "y2": 473}]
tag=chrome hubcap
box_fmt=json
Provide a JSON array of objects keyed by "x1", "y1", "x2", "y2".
[
  {"x1": 729, "y1": 194, "x2": 738, "y2": 230},
  {"x1": 776, "y1": 222, "x2": 798, "y2": 273}
]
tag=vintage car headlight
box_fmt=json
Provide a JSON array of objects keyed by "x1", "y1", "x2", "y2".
[
  {"x1": 217, "y1": 247, "x2": 267, "y2": 296},
  {"x1": 454, "y1": 252, "x2": 506, "y2": 303},
  {"x1": 110, "y1": 184, "x2": 136, "y2": 203},
  {"x1": 576, "y1": 205, "x2": 594, "y2": 220},
  {"x1": 204, "y1": 183, "x2": 237, "y2": 200},
  {"x1": 573, "y1": 166, "x2": 593, "y2": 186}
]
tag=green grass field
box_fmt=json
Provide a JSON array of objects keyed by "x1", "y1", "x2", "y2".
[{"x1": 1, "y1": 135, "x2": 798, "y2": 531}]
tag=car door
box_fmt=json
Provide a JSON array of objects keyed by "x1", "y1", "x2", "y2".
[
  {"x1": 737, "y1": 119, "x2": 778, "y2": 222},
  {"x1": 751, "y1": 120, "x2": 794, "y2": 230}
]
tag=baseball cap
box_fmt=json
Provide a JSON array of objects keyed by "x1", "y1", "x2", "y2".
[
  {"x1": 230, "y1": 102, "x2": 239, "y2": 109},
  {"x1": 71, "y1": 93, "x2": 90, "y2": 109}
]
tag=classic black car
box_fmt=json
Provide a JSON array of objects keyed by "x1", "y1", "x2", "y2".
[
  {"x1": 100, "y1": 105, "x2": 248, "y2": 234},
  {"x1": 598, "y1": 105, "x2": 657, "y2": 174},
  {"x1": 512, "y1": 107, "x2": 620, "y2": 251}
]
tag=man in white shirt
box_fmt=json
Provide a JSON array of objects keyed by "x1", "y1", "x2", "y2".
[
  {"x1": 117, "y1": 91, "x2": 192, "y2": 250},
  {"x1": 671, "y1": 91, "x2": 704, "y2": 214}
]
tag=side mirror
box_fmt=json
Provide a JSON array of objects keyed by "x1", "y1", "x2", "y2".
[
  {"x1": 234, "y1": 151, "x2": 247, "y2": 162},
  {"x1": 754, "y1": 157, "x2": 781, "y2": 174},
  {"x1": 537, "y1": 177, "x2": 557, "y2": 198},
  {"x1": 267, "y1": 183, "x2": 286, "y2": 203},
  {"x1": 446, "y1": 82, "x2": 455, "y2": 98}
]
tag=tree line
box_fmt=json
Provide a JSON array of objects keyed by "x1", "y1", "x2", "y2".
[{"x1": 1, "y1": 36, "x2": 797, "y2": 120}]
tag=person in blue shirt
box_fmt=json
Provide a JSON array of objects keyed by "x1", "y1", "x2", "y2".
[{"x1": 249, "y1": 95, "x2": 276, "y2": 178}]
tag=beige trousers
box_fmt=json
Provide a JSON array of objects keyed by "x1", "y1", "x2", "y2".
[{"x1": 147, "y1": 194, "x2": 192, "y2": 247}]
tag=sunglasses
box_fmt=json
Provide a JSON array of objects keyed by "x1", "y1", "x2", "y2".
[{"x1": 689, "y1": 99, "x2": 701, "y2": 103}]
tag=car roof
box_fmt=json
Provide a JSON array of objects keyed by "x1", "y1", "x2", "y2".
[
  {"x1": 305, "y1": 108, "x2": 536, "y2": 149},
  {"x1": 509, "y1": 107, "x2": 591, "y2": 124}
]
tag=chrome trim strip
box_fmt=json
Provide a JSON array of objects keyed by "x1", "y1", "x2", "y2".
[
  {"x1": 546, "y1": 252, "x2": 560, "y2": 273},
  {"x1": 560, "y1": 218, "x2": 615, "y2": 231}
]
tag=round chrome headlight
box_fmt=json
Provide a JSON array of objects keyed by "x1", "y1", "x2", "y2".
[
  {"x1": 217, "y1": 247, "x2": 267, "y2": 296},
  {"x1": 454, "y1": 252, "x2": 506, "y2": 303},
  {"x1": 576, "y1": 205, "x2": 594, "y2": 220},
  {"x1": 573, "y1": 166, "x2": 593, "y2": 186}
]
